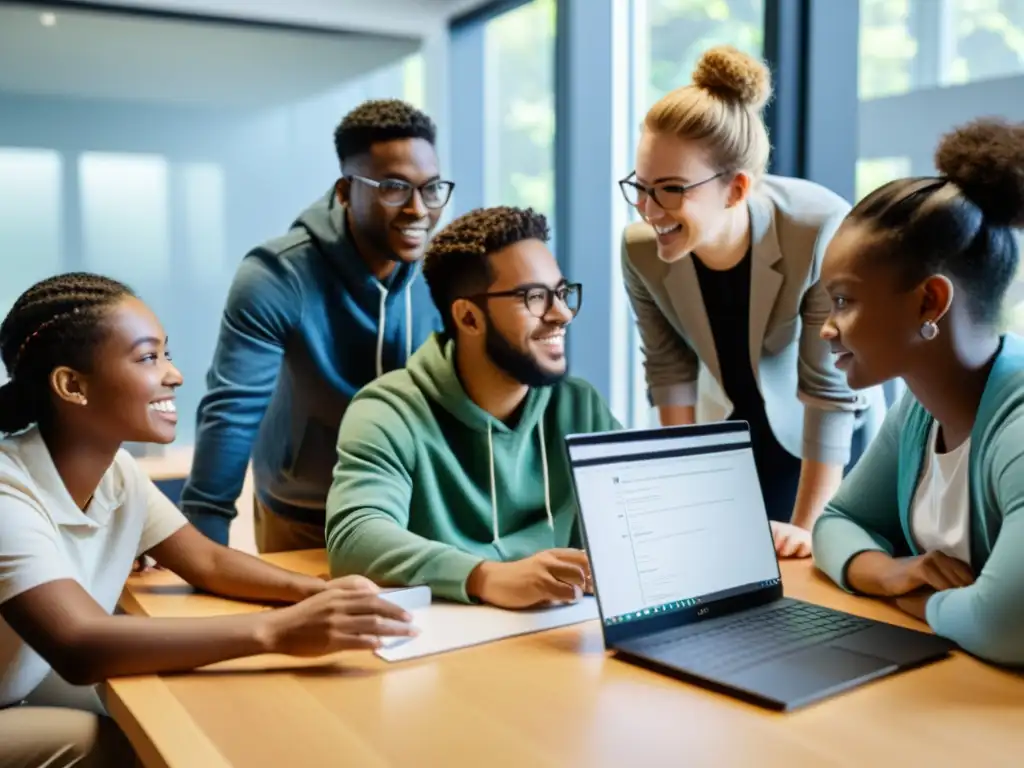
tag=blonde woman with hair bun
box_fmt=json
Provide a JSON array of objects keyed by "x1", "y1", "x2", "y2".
[{"x1": 619, "y1": 46, "x2": 886, "y2": 558}]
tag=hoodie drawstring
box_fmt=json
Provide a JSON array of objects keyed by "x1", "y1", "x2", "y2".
[
  {"x1": 375, "y1": 283, "x2": 387, "y2": 379},
  {"x1": 488, "y1": 423, "x2": 499, "y2": 545},
  {"x1": 405, "y1": 282, "x2": 413, "y2": 363},
  {"x1": 375, "y1": 280, "x2": 416, "y2": 378},
  {"x1": 538, "y1": 418, "x2": 552, "y2": 530},
  {"x1": 487, "y1": 419, "x2": 553, "y2": 545}
]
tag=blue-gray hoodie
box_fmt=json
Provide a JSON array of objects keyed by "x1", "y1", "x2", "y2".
[{"x1": 181, "y1": 189, "x2": 441, "y2": 545}]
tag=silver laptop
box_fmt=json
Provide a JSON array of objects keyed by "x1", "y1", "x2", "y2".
[{"x1": 564, "y1": 421, "x2": 954, "y2": 711}]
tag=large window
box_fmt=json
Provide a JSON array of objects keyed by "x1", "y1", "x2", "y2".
[
  {"x1": 624, "y1": 0, "x2": 764, "y2": 427},
  {"x1": 858, "y1": 0, "x2": 917, "y2": 101},
  {"x1": 947, "y1": 0, "x2": 1024, "y2": 85},
  {"x1": 403, "y1": 53, "x2": 425, "y2": 109},
  {"x1": 483, "y1": 0, "x2": 556, "y2": 223},
  {"x1": 860, "y1": 0, "x2": 1024, "y2": 102},
  {"x1": 857, "y1": 0, "x2": 1024, "y2": 336},
  {"x1": 641, "y1": 0, "x2": 764, "y2": 105}
]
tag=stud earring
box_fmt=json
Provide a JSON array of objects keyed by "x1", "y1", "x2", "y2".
[
  {"x1": 919, "y1": 320, "x2": 939, "y2": 341},
  {"x1": 79, "y1": 396, "x2": 88, "y2": 406}
]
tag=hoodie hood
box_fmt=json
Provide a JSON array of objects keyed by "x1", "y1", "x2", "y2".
[
  {"x1": 406, "y1": 335, "x2": 553, "y2": 434},
  {"x1": 295, "y1": 188, "x2": 422, "y2": 377},
  {"x1": 181, "y1": 188, "x2": 444, "y2": 539},
  {"x1": 407, "y1": 334, "x2": 555, "y2": 543}
]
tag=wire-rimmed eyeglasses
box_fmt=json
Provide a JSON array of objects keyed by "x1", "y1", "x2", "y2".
[
  {"x1": 467, "y1": 282, "x2": 583, "y2": 318},
  {"x1": 618, "y1": 171, "x2": 724, "y2": 210},
  {"x1": 348, "y1": 175, "x2": 455, "y2": 210}
]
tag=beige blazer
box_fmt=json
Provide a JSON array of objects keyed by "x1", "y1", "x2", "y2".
[{"x1": 621, "y1": 174, "x2": 886, "y2": 466}]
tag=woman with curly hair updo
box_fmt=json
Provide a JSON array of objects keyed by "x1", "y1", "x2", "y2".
[{"x1": 813, "y1": 117, "x2": 1024, "y2": 667}]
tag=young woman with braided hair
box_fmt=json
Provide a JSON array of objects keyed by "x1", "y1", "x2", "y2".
[{"x1": 0, "y1": 273, "x2": 415, "y2": 766}]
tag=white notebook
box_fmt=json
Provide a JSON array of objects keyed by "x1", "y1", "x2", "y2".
[{"x1": 375, "y1": 587, "x2": 599, "y2": 662}]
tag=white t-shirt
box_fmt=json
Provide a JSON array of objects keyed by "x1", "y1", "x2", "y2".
[
  {"x1": 0, "y1": 428, "x2": 187, "y2": 707},
  {"x1": 909, "y1": 421, "x2": 972, "y2": 566}
]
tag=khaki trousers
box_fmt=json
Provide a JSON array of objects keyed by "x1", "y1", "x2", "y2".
[
  {"x1": 0, "y1": 670, "x2": 135, "y2": 767},
  {"x1": 0, "y1": 706, "x2": 136, "y2": 768},
  {"x1": 253, "y1": 496, "x2": 326, "y2": 554}
]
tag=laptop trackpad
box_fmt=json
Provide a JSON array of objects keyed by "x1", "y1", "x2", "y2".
[{"x1": 722, "y1": 645, "x2": 898, "y2": 708}]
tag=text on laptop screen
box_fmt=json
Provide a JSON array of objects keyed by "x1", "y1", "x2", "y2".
[{"x1": 568, "y1": 426, "x2": 781, "y2": 626}]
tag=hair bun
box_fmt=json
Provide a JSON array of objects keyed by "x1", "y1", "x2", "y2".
[
  {"x1": 692, "y1": 45, "x2": 772, "y2": 111},
  {"x1": 935, "y1": 118, "x2": 1024, "y2": 228}
]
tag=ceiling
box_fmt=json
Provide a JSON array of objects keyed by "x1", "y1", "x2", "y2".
[
  {"x1": 0, "y1": 3, "x2": 423, "y2": 107},
  {"x1": 29, "y1": 0, "x2": 495, "y2": 39}
]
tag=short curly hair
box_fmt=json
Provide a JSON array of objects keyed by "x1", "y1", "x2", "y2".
[
  {"x1": 849, "y1": 117, "x2": 1024, "y2": 324},
  {"x1": 333, "y1": 99, "x2": 436, "y2": 169},
  {"x1": 422, "y1": 206, "x2": 550, "y2": 338}
]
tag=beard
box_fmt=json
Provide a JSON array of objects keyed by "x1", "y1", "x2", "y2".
[{"x1": 485, "y1": 321, "x2": 566, "y2": 388}]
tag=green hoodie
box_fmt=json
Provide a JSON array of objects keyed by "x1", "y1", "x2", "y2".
[{"x1": 325, "y1": 334, "x2": 621, "y2": 602}]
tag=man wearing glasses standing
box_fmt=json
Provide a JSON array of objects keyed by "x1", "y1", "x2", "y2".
[
  {"x1": 182, "y1": 99, "x2": 454, "y2": 553},
  {"x1": 324, "y1": 206, "x2": 620, "y2": 608}
]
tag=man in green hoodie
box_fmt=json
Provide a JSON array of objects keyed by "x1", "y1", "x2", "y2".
[{"x1": 325, "y1": 206, "x2": 621, "y2": 607}]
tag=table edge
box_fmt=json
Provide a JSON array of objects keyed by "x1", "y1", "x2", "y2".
[{"x1": 105, "y1": 675, "x2": 232, "y2": 768}]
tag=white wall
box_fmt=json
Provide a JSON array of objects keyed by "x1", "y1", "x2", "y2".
[
  {"x1": 0, "y1": 59, "x2": 417, "y2": 445},
  {"x1": 0, "y1": 0, "x2": 462, "y2": 441},
  {"x1": 859, "y1": 74, "x2": 1024, "y2": 167}
]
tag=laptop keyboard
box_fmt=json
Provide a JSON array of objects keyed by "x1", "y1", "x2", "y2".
[{"x1": 631, "y1": 601, "x2": 874, "y2": 676}]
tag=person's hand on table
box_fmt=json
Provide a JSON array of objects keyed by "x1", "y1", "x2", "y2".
[
  {"x1": 770, "y1": 521, "x2": 812, "y2": 558},
  {"x1": 466, "y1": 548, "x2": 591, "y2": 609},
  {"x1": 864, "y1": 550, "x2": 975, "y2": 597},
  {"x1": 259, "y1": 587, "x2": 418, "y2": 655}
]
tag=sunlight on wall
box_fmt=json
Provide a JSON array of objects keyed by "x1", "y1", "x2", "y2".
[
  {"x1": 0, "y1": 148, "x2": 63, "y2": 323},
  {"x1": 80, "y1": 152, "x2": 171, "y2": 287},
  {"x1": 181, "y1": 162, "x2": 228, "y2": 282}
]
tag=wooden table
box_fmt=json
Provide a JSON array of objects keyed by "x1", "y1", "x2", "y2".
[{"x1": 109, "y1": 552, "x2": 1024, "y2": 768}]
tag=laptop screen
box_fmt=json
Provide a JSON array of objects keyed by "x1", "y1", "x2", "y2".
[{"x1": 566, "y1": 422, "x2": 781, "y2": 628}]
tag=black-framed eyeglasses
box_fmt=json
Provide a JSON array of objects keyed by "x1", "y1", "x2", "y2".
[
  {"x1": 347, "y1": 175, "x2": 455, "y2": 210},
  {"x1": 468, "y1": 282, "x2": 583, "y2": 319},
  {"x1": 618, "y1": 171, "x2": 724, "y2": 210}
]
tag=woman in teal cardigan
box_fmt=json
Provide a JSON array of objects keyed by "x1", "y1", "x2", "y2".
[{"x1": 812, "y1": 117, "x2": 1024, "y2": 667}]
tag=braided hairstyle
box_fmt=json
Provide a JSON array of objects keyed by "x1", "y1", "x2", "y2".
[{"x1": 0, "y1": 273, "x2": 135, "y2": 435}]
